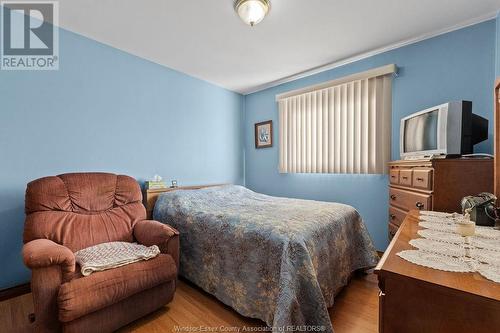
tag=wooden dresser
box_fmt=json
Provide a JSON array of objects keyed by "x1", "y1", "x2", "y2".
[
  {"x1": 388, "y1": 158, "x2": 493, "y2": 240},
  {"x1": 375, "y1": 211, "x2": 500, "y2": 333}
]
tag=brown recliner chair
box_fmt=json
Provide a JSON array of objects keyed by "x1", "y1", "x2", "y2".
[{"x1": 22, "y1": 173, "x2": 179, "y2": 333}]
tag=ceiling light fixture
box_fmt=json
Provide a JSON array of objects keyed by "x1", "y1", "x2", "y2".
[{"x1": 234, "y1": 0, "x2": 271, "y2": 26}]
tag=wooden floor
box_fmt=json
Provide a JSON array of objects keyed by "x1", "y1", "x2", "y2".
[{"x1": 0, "y1": 273, "x2": 378, "y2": 333}]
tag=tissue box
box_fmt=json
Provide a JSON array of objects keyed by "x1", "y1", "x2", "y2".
[{"x1": 145, "y1": 181, "x2": 167, "y2": 189}]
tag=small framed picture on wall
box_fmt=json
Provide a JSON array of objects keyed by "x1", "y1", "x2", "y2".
[{"x1": 255, "y1": 120, "x2": 273, "y2": 149}]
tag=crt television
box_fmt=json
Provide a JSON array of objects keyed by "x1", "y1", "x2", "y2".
[{"x1": 400, "y1": 101, "x2": 488, "y2": 160}]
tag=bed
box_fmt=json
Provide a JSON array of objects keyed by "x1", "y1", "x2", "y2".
[{"x1": 152, "y1": 185, "x2": 378, "y2": 332}]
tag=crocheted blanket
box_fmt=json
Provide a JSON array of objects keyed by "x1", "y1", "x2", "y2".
[{"x1": 75, "y1": 241, "x2": 160, "y2": 276}]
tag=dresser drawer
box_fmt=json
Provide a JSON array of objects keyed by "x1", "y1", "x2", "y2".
[
  {"x1": 389, "y1": 169, "x2": 399, "y2": 184},
  {"x1": 399, "y1": 169, "x2": 412, "y2": 186},
  {"x1": 413, "y1": 169, "x2": 433, "y2": 190},
  {"x1": 388, "y1": 222, "x2": 399, "y2": 240},
  {"x1": 389, "y1": 206, "x2": 407, "y2": 227},
  {"x1": 389, "y1": 187, "x2": 431, "y2": 211}
]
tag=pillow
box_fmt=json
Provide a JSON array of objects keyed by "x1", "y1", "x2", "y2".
[{"x1": 75, "y1": 241, "x2": 160, "y2": 276}]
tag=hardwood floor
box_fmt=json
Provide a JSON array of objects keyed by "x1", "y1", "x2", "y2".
[
  {"x1": 0, "y1": 292, "x2": 34, "y2": 333},
  {"x1": 0, "y1": 273, "x2": 378, "y2": 333}
]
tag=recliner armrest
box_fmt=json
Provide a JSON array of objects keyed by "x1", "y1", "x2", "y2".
[
  {"x1": 134, "y1": 220, "x2": 180, "y2": 269},
  {"x1": 23, "y1": 239, "x2": 75, "y2": 281}
]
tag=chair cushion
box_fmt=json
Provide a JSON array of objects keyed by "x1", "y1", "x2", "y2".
[
  {"x1": 24, "y1": 173, "x2": 146, "y2": 252},
  {"x1": 25, "y1": 173, "x2": 142, "y2": 214},
  {"x1": 58, "y1": 253, "x2": 176, "y2": 322}
]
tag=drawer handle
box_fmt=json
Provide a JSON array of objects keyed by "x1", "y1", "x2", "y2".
[
  {"x1": 390, "y1": 214, "x2": 396, "y2": 220},
  {"x1": 390, "y1": 195, "x2": 396, "y2": 200},
  {"x1": 416, "y1": 177, "x2": 424, "y2": 181},
  {"x1": 402, "y1": 176, "x2": 408, "y2": 180},
  {"x1": 416, "y1": 202, "x2": 424, "y2": 209}
]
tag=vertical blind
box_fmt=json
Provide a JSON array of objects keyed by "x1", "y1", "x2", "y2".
[{"x1": 277, "y1": 65, "x2": 395, "y2": 174}]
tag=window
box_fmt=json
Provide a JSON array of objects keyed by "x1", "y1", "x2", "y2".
[{"x1": 276, "y1": 64, "x2": 395, "y2": 174}]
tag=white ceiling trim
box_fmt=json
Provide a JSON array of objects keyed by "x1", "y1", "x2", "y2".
[{"x1": 243, "y1": 10, "x2": 499, "y2": 96}]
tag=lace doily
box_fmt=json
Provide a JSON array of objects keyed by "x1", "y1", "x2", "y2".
[
  {"x1": 398, "y1": 250, "x2": 474, "y2": 272},
  {"x1": 397, "y1": 211, "x2": 500, "y2": 283},
  {"x1": 419, "y1": 211, "x2": 456, "y2": 218},
  {"x1": 418, "y1": 221, "x2": 500, "y2": 239},
  {"x1": 417, "y1": 229, "x2": 500, "y2": 251},
  {"x1": 408, "y1": 238, "x2": 500, "y2": 264}
]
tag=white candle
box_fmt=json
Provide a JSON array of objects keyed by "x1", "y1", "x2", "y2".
[{"x1": 456, "y1": 221, "x2": 475, "y2": 237}]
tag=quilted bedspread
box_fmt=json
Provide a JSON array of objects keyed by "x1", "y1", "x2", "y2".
[{"x1": 153, "y1": 185, "x2": 378, "y2": 332}]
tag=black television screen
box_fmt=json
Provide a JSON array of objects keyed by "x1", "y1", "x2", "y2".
[{"x1": 404, "y1": 110, "x2": 439, "y2": 153}]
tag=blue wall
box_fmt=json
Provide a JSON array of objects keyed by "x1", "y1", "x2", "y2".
[
  {"x1": 0, "y1": 28, "x2": 244, "y2": 289},
  {"x1": 244, "y1": 20, "x2": 496, "y2": 251},
  {"x1": 497, "y1": 13, "x2": 500, "y2": 76},
  {"x1": 1, "y1": 17, "x2": 497, "y2": 290}
]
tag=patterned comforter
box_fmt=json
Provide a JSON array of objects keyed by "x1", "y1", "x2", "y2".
[{"x1": 153, "y1": 185, "x2": 378, "y2": 332}]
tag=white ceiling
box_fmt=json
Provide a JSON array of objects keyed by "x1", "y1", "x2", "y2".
[{"x1": 56, "y1": 0, "x2": 500, "y2": 94}]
